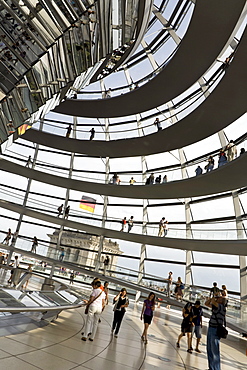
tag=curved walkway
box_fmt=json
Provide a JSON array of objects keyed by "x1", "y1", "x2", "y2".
[
  {"x1": 26, "y1": 25, "x2": 247, "y2": 158},
  {"x1": 53, "y1": 0, "x2": 247, "y2": 118},
  {"x1": 90, "y1": 0, "x2": 153, "y2": 83},
  {"x1": 0, "y1": 301, "x2": 246, "y2": 369},
  {"x1": 0, "y1": 154, "x2": 246, "y2": 200},
  {"x1": 0, "y1": 200, "x2": 246, "y2": 255}
]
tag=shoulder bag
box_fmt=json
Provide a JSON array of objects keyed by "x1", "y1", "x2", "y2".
[{"x1": 214, "y1": 309, "x2": 228, "y2": 339}]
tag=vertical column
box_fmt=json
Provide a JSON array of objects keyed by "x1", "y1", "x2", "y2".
[
  {"x1": 50, "y1": 116, "x2": 77, "y2": 277},
  {"x1": 217, "y1": 130, "x2": 247, "y2": 316},
  {"x1": 232, "y1": 191, "x2": 247, "y2": 318},
  {"x1": 95, "y1": 80, "x2": 109, "y2": 272},
  {"x1": 178, "y1": 149, "x2": 193, "y2": 299},
  {"x1": 136, "y1": 114, "x2": 148, "y2": 301},
  {"x1": 8, "y1": 118, "x2": 44, "y2": 265},
  {"x1": 167, "y1": 101, "x2": 193, "y2": 298},
  {"x1": 122, "y1": 68, "x2": 148, "y2": 300}
]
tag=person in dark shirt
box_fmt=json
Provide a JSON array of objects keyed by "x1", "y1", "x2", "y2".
[
  {"x1": 89, "y1": 128, "x2": 95, "y2": 140},
  {"x1": 64, "y1": 205, "x2": 70, "y2": 219},
  {"x1": 210, "y1": 282, "x2": 220, "y2": 297},
  {"x1": 205, "y1": 296, "x2": 226, "y2": 370},
  {"x1": 176, "y1": 302, "x2": 194, "y2": 353},
  {"x1": 112, "y1": 288, "x2": 129, "y2": 338},
  {"x1": 192, "y1": 300, "x2": 203, "y2": 353},
  {"x1": 57, "y1": 204, "x2": 63, "y2": 217},
  {"x1": 66, "y1": 124, "x2": 72, "y2": 138},
  {"x1": 31, "y1": 236, "x2": 38, "y2": 253},
  {"x1": 195, "y1": 166, "x2": 203, "y2": 176}
]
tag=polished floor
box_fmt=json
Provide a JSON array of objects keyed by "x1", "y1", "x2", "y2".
[{"x1": 0, "y1": 299, "x2": 246, "y2": 370}]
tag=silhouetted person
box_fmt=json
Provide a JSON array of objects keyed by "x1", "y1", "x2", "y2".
[
  {"x1": 89, "y1": 128, "x2": 95, "y2": 140},
  {"x1": 195, "y1": 166, "x2": 203, "y2": 176},
  {"x1": 2, "y1": 228, "x2": 11, "y2": 245},
  {"x1": 155, "y1": 175, "x2": 161, "y2": 184},
  {"x1": 57, "y1": 204, "x2": 63, "y2": 217},
  {"x1": 154, "y1": 117, "x2": 162, "y2": 131},
  {"x1": 240, "y1": 148, "x2": 245, "y2": 156},
  {"x1": 70, "y1": 271, "x2": 75, "y2": 284},
  {"x1": 31, "y1": 236, "x2": 38, "y2": 253},
  {"x1": 103, "y1": 255, "x2": 110, "y2": 275},
  {"x1": 66, "y1": 124, "x2": 72, "y2": 138},
  {"x1": 65, "y1": 206, "x2": 70, "y2": 219},
  {"x1": 127, "y1": 216, "x2": 134, "y2": 232},
  {"x1": 25, "y1": 155, "x2": 32, "y2": 168}
]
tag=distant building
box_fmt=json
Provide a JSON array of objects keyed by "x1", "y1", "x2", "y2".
[{"x1": 47, "y1": 231, "x2": 122, "y2": 272}]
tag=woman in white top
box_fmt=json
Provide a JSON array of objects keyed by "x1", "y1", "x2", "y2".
[
  {"x1": 221, "y1": 285, "x2": 228, "y2": 307},
  {"x1": 82, "y1": 281, "x2": 105, "y2": 342}
]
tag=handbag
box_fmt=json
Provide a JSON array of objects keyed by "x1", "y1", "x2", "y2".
[
  {"x1": 85, "y1": 290, "x2": 102, "y2": 314},
  {"x1": 214, "y1": 310, "x2": 228, "y2": 339},
  {"x1": 217, "y1": 325, "x2": 228, "y2": 339}
]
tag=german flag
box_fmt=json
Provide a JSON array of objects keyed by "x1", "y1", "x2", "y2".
[
  {"x1": 80, "y1": 196, "x2": 96, "y2": 213},
  {"x1": 18, "y1": 124, "x2": 31, "y2": 136}
]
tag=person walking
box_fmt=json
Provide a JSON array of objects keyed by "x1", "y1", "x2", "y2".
[
  {"x1": 140, "y1": 292, "x2": 155, "y2": 344},
  {"x1": 8, "y1": 255, "x2": 19, "y2": 284},
  {"x1": 205, "y1": 296, "x2": 227, "y2": 370},
  {"x1": 70, "y1": 271, "x2": 75, "y2": 285},
  {"x1": 221, "y1": 285, "x2": 228, "y2": 307},
  {"x1": 127, "y1": 216, "x2": 134, "y2": 232},
  {"x1": 112, "y1": 288, "x2": 129, "y2": 338},
  {"x1": 2, "y1": 228, "x2": 12, "y2": 245},
  {"x1": 163, "y1": 218, "x2": 168, "y2": 237},
  {"x1": 57, "y1": 204, "x2": 63, "y2": 217},
  {"x1": 153, "y1": 117, "x2": 162, "y2": 131},
  {"x1": 120, "y1": 217, "x2": 127, "y2": 231},
  {"x1": 158, "y1": 217, "x2": 165, "y2": 237},
  {"x1": 175, "y1": 277, "x2": 184, "y2": 301},
  {"x1": 166, "y1": 271, "x2": 173, "y2": 297},
  {"x1": 25, "y1": 155, "x2": 32, "y2": 168},
  {"x1": 192, "y1": 300, "x2": 203, "y2": 353},
  {"x1": 103, "y1": 281, "x2": 109, "y2": 305},
  {"x1": 82, "y1": 280, "x2": 105, "y2": 341},
  {"x1": 176, "y1": 302, "x2": 194, "y2": 353},
  {"x1": 89, "y1": 128, "x2": 95, "y2": 140},
  {"x1": 31, "y1": 236, "x2": 38, "y2": 253},
  {"x1": 59, "y1": 247, "x2": 65, "y2": 262},
  {"x1": 103, "y1": 255, "x2": 110, "y2": 275},
  {"x1": 66, "y1": 124, "x2": 72, "y2": 138},
  {"x1": 64, "y1": 205, "x2": 70, "y2": 219},
  {"x1": 22, "y1": 264, "x2": 32, "y2": 289}
]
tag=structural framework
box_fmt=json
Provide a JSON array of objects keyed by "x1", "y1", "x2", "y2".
[{"x1": 0, "y1": 0, "x2": 246, "y2": 313}]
